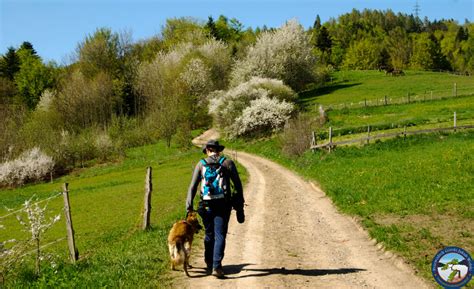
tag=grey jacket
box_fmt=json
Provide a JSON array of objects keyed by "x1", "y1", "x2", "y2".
[{"x1": 186, "y1": 154, "x2": 244, "y2": 211}]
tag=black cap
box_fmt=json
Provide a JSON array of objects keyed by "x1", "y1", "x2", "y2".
[{"x1": 202, "y1": 139, "x2": 225, "y2": 154}]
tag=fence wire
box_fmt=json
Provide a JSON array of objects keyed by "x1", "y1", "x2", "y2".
[
  {"x1": 0, "y1": 192, "x2": 62, "y2": 220},
  {"x1": 323, "y1": 85, "x2": 474, "y2": 111}
]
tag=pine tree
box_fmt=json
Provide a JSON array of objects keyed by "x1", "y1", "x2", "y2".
[
  {"x1": 313, "y1": 15, "x2": 321, "y2": 30},
  {"x1": 0, "y1": 47, "x2": 21, "y2": 81},
  {"x1": 316, "y1": 26, "x2": 332, "y2": 53},
  {"x1": 206, "y1": 16, "x2": 219, "y2": 40},
  {"x1": 455, "y1": 27, "x2": 468, "y2": 42},
  {"x1": 19, "y1": 41, "x2": 38, "y2": 57}
]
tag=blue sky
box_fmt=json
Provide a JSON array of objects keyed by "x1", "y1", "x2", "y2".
[
  {"x1": 440, "y1": 253, "x2": 465, "y2": 264},
  {"x1": 1, "y1": 0, "x2": 473, "y2": 63}
]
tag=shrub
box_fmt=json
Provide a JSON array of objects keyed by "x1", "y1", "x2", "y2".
[
  {"x1": 108, "y1": 116, "x2": 155, "y2": 149},
  {"x1": 0, "y1": 148, "x2": 54, "y2": 187},
  {"x1": 94, "y1": 131, "x2": 114, "y2": 162},
  {"x1": 209, "y1": 77, "x2": 296, "y2": 135},
  {"x1": 232, "y1": 96, "x2": 295, "y2": 137},
  {"x1": 230, "y1": 19, "x2": 315, "y2": 91},
  {"x1": 281, "y1": 114, "x2": 318, "y2": 156}
]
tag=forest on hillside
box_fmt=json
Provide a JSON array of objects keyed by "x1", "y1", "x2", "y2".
[{"x1": 0, "y1": 9, "x2": 473, "y2": 186}]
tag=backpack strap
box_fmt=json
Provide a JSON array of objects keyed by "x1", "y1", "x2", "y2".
[
  {"x1": 218, "y1": 156, "x2": 226, "y2": 165},
  {"x1": 200, "y1": 159, "x2": 207, "y2": 166}
]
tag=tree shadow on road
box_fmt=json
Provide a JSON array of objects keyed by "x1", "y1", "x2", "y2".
[{"x1": 222, "y1": 264, "x2": 366, "y2": 279}]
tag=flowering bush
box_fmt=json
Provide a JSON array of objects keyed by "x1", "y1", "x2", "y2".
[
  {"x1": 209, "y1": 77, "x2": 296, "y2": 137},
  {"x1": 0, "y1": 148, "x2": 54, "y2": 187},
  {"x1": 230, "y1": 19, "x2": 315, "y2": 91},
  {"x1": 233, "y1": 96, "x2": 294, "y2": 137},
  {"x1": 180, "y1": 58, "x2": 213, "y2": 100}
]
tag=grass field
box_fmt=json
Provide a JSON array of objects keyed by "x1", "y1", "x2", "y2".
[
  {"x1": 0, "y1": 141, "x2": 246, "y2": 288},
  {"x1": 229, "y1": 130, "x2": 474, "y2": 286},
  {"x1": 324, "y1": 95, "x2": 474, "y2": 136},
  {"x1": 300, "y1": 70, "x2": 474, "y2": 108},
  {"x1": 298, "y1": 70, "x2": 474, "y2": 144}
]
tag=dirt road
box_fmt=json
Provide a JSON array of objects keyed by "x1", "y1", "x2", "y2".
[{"x1": 176, "y1": 130, "x2": 431, "y2": 288}]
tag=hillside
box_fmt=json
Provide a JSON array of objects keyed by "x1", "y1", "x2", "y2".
[{"x1": 300, "y1": 70, "x2": 474, "y2": 108}]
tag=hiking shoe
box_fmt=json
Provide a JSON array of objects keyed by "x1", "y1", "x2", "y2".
[
  {"x1": 236, "y1": 209, "x2": 245, "y2": 223},
  {"x1": 205, "y1": 263, "x2": 213, "y2": 275},
  {"x1": 212, "y1": 267, "x2": 225, "y2": 278}
]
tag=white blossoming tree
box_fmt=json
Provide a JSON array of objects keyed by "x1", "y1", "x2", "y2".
[
  {"x1": 230, "y1": 19, "x2": 316, "y2": 91},
  {"x1": 209, "y1": 77, "x2": 296, "y2": 137}
]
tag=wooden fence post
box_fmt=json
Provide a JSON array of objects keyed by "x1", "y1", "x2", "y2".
[
  {"x1": 143, "y1": 167, "x2": 152, "y2": 230},
  {"x1": 454, "y1": 112, "x2": 457, "y2": 132},
  {"x1": 367, "y1": 126, "x2": 371, "y2": 145},
  {"x1": 454, "y1": 83, "x2": 457, "y2": 97},
  {"x1": 62, "y1": 183, "x2": 78, "y2": 263},
  {"x1": 311, "y1": 131, "x2": 317, "y2": 152},
  {"x1": 384, "y1": 95, "x2": 388, "y2": 106},
  {"x1": 403, "y1": 126, "x2": 407, "y2": 140},
  {"x1": 328, "y1": 127, "x2": 333, "y2": 153},
  {"x1": 364, "y1": 98, "x2": 367, "y2": 108}
]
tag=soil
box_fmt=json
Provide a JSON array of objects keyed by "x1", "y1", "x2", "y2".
[{"x1": 172, "y1": 130, "x2": 432, "y2": 288}]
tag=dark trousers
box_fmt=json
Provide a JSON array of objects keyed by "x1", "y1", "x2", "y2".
[{"x1": 198, "y1": 201, "x2": 231, "y2": 269}]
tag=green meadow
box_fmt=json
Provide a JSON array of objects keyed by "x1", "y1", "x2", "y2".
[
  {"x1": 326, "y1": 95, "x2": 474, "y2": 134},
  {"x1": 0, "y1": 141, "x2": 246, "y2": 288},
  {"x1": 300, "y1": 70, "x2": 474, "y2": 107}
]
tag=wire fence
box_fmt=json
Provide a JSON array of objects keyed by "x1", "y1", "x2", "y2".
[
  {"x1": 0, "y1": 192, "x2": 62, "y2": 220},
  {"x1": 323, "y1": 84, "x2": 474, "y2": 111},
  {"x1": 1, "y1": 168, "x2": 155, "y2": 274},
  {"x1": 311, "y1": 112, "x2": 474, "y2": 151},
  {"x1": 0, "y1": 189, "x2": 72, "y2": 269}
]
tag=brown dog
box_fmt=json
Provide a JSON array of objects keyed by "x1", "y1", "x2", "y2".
[{"x1": 167, "y1": 211, "x2": 202, "y2": 276}]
